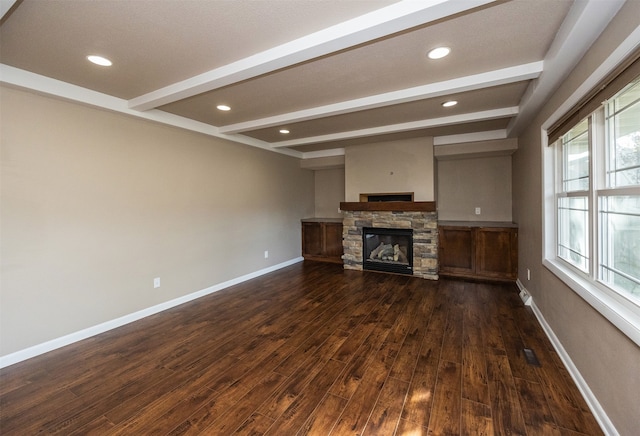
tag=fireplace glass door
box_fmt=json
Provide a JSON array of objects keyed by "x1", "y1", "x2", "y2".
[{"x1": 363, "y1": 227, "x2": 413, "y2": 275}]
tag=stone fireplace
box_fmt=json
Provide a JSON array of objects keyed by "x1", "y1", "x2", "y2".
[{"x1": 340, "y1": 201, "x2": 438, "y2": 280}]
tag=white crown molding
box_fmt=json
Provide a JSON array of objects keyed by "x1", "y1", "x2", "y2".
[
  {"x1": 220, "y1": 62, "x2": 542, "y2": 134},
  {"x1": 127, "y1": 0, "x2": 498, "y2": 111},
  {"x1": 0, "y1": 64, "x2": 302, "y2": 158},
  {"x1": 433, "y1": 129, "x2": 507, "y2": 146},
  {"x1": 301, "y1": 148, "x2": 346, "y2": 159},
  {"x1": 272, "y1": 106, "x2": 519, "y2": 148}
]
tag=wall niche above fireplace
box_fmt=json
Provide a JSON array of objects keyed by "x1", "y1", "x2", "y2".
[{"x1": 360, "y1": 192, "x2": 413, "y2": 202}]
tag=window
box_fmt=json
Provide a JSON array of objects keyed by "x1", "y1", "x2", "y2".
[
  {"x1": 599, "y1": 78, "x2": 640, "y2": 300},
  {"x1": 557, "y1": 119, "x2": 590, "y2": 272},
  {"x1": 550, "y1": 75, "x2": 640, "y2": 335}
]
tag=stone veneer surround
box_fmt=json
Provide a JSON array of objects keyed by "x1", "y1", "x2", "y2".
[{"x1": 342, "y1": 209, "x2": 438, "y2": 280}]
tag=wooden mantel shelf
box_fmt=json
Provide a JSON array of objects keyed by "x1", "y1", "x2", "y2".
[{"x1": 339, "y1": 201, "x2": 436, "y2": 212}]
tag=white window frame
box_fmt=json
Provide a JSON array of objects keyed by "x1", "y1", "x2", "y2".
[{"x1": 543, "y1": 74, "x2": 640, "y2": 347}]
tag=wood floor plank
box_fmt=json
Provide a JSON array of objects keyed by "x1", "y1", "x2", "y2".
[
  {"x1": 108, "y1": 384, "x2": 215, "y2": 435},
  {"x1": 0, "y1": 263, "x2": 605, "y2": 436},
  {"x1": 441, "y1": 305, "x2": 464, "y2": 364},
  {"x1": 328, "y1": 288, "x2": 402, "y2": 399},
  {"x1": 68, "y1": 415, "x2": 116, "y2": 436},
  {"x1": 328, "y1": 335, "x2": 401, "y2": 436},
  {"x1": 461, "y1": 287, "x2": 490, "y2": 406},
  {"x1": 258, "y1": 356, "x2": 326, "y2": 420},
  {"x1": 43, "y1": 367, "x2": 179, "y2": 434},
  {"x1": 477, "y1": 284, "x2": 506, "y2": 351},
  {"x1": 388, "y1": 281, "x2": 435, "y2": 381},
  {"x1": 395, "y1": 417, "x2": 426, "y2": 435},
  {"x1": 427, "y1": 360, "x2": 462, "y2": 435},
  {"x1": 461, "y1": 398, "x2": 494, "y2": 436},
  {"x1": 296, "y1": 393, "x2": 348, "y2": 435},
  {"x1": 201, "y1": 372, "x2": 286, "y2": 435},
  {"x1": 103, "y1": 359, "x2": 228, "y2": 425},
  {"x1": 462, "y1": 343, "x2": 489, "y2": 406},
  {"x1": 361, "y1": 376, "x2": 408, "y2": 435},
  {"x1": 399, "y1": 297, "x2": 447, "y2": 427},
  {"x1": 514, "y1": 377, "x2": 562, "y2": 435},
  {"x1": 263, "y1": 358, "x2": 347, "y2": 435},
  {"x1": 233, "y1": 412, "x2": 274, "y2": 436},
  {"x1": 486, "y1": 347, "x2": 528, "y2": 435}
]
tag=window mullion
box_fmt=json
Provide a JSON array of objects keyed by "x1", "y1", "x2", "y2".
[{"x1": 592, "y1": 109, "x2": 605, "y2": 281}]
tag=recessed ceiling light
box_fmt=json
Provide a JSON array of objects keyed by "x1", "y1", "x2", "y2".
[
  {"x1": 87, "y1": 55, "x2": 112, "y2": 66},
  {"x1": 216, "y1": 105, "x2": 231, "y2": 111},
  {"x1": 427, "y1": 47, "x2": 450, "y2": 60},
  {"x1": 279, "y1": 129, "x2": 290, "y2": 134},
  {"x1": 442, "y1": 100, "x2": 458, "y2": 107}
]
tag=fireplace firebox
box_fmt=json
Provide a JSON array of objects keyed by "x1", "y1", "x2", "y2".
[{"x1": 363, "y1": 227, "x2": 413, "y2": 275}]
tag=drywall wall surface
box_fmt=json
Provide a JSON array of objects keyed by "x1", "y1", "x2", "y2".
[
  {"x1": 437, "y1": 155, "x2": 512, "y2": 222},
  {"x1": 344, "y1": 137, "x2": 434, "y2": 202},
  {"x1": 314, "y1": 168, "x2": 345, "y2": 218},
  {"x1": 0, "y1": 85, "x2": 314, "y2": 356},
  {"x1": 512, "y1": 1, "x2": 640, "y2": 433}
]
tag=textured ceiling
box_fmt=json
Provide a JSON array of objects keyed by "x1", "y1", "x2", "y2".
[{"x1": 0, "y1": 0, "x2": 623, "y2": 157}]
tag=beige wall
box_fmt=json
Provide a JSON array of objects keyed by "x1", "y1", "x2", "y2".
[
  {"x1": 437, "y1": 154, "x2": 512, "y2": 222},
  {"x1": 344, "y1": 137, "x2": 434, "y2": 202},
  {"x1": 0, "y1": 86, "x2": 314, "y2": 356},
  {"x1": 314, "y1": 168, "x2": 345, "y2": 218},
  {"x1": 513, "y1": 1, "x2": 640, "y2": 433}
]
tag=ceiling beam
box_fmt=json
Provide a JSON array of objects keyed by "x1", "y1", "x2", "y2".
[
  {"x1": 219, "y1": 62, "x2": 542, "y2": 134},
  {"x1": 127, "y1": 0, "x2": 498, "y2": 111},
  {"x1": 271, "y1": 106, "x2": 519, "y2": 148}
]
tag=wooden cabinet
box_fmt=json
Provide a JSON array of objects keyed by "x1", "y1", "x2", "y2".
[
  {"x1": 438, "y1": 222, "x2": 517, "y2": 282},
  {"x1": 302, "y1": 219, "x2": 343, "y2": 264}
]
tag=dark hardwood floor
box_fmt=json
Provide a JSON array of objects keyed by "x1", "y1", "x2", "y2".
[{"x1": 0, "y1": 261, "x2": 602, "y2": 435}]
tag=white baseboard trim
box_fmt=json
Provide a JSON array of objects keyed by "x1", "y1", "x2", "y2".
[
  {"x1": 0, "y1": 257, "x2": 304, "y2": 369},
  {"x1": 529, "y1": 297, "x2": 618, "y2": 436}
]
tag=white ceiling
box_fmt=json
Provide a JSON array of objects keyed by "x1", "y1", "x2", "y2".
[{"x1": 0, "y1": 0, "x2": 627, "y2": 159}]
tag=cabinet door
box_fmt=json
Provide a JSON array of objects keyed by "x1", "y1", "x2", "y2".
[
  {"x1": 323, "y1": 223, "x2": 343, "y2": 259},
  {"x1": 475, "y1": 227, "x2": 517, "y2": 279},
  {"x1": 302, "y1": 222, "x2": 323, "y2": 256},
  {"x1": 438, "y1": 226, "x2": 475, "y2": 274}
]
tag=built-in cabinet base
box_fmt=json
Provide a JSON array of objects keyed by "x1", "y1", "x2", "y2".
[
  {"x1": 438, "y1": 221, "x2": 517, "y2": 282},
  {"x1": 302, "y1": 218, "x2": 343, "y2": 264}
]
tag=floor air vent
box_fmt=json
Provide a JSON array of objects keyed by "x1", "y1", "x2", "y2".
[{"x1": 523, "y1": 348, "x2": 541, "y2": 366}]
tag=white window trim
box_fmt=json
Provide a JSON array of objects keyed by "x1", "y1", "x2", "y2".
[{"x1": 542, "y1": 106, "x2": 640, "y2": 348}]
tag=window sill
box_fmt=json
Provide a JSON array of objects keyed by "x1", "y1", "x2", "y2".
[{"x1": 543, "y1": 258, "x2": 640, "y2": 347}]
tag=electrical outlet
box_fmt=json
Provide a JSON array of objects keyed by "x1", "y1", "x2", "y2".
[
  {"x1": 475, "y1": 207, "x2": 481, "y2": 215},
  {"x1": 264, "y1": 250, "x2": 269, "y2": 259},
  {"x1": 153, "y1": 277, "x2": 161, "y2": 288}
]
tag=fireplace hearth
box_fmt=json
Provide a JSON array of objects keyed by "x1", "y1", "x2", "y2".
[{"x1": 363, "y1": 227, "x2": 413, "y2": 275}]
